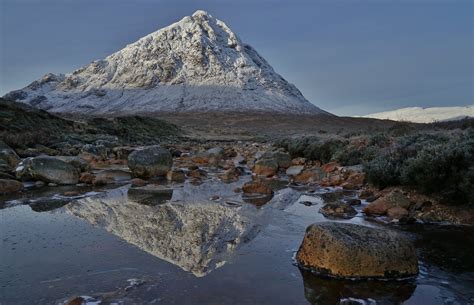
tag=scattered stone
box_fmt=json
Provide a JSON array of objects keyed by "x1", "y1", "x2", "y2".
[
  {"x1": 0, "y1": 179, "x2": 23, "y2": 194},
  {"x1": 64, "y1": 191, "x2": 80, "y2": 196},
  {"x1": 233, "y1": 154, "x2": 246, "y2": 165},
  {"x1": 253, "y1": 158, "x2": 278, "y2": 177},
  {"x1": 210, "y1": 195, "x2": 221, "y2": 201},
  {"x1": 346, "y1": 198, "x2": 362, "y2": 206},
  {"x1": 387, "y1": 206, "x2": 409, "y2": 220},
  {"x1": 54, "y1": 156, "x2": 90, "y2": 172},
  {"x1": 294, "y1": 169, "x2": 324, "y2": 183},
  {"x1": 321, "y1": 162, "x2": 339, "y2": 173},
  {"x1": 300, "y1": 201, "x2": 313, "y2": 206},
  {"x1": 81, "y1": 144, "x2": 108, "y2": 160},
  {"x1": 16, "y1": 156, "x2": 79, "y2": 185},
  {"x1": 113, "y1": 146, "x2": 135, "y2": 160},
  {"x1": 320, "y1": 190, "x2": 344, "y2": 202},
  {"x1": 94, "y1": 169, "x2": 131, "y2": 183},
  {"x1": 0, "y1": 141, "x2": 20, "y2": 171},
  {"x1": 320, "y1": 202, "x2": 357, "y2": 219},
  {"x1": 66, "y1": 296, "x2": 85, "y2": 305},
  {"x1": 364, "y1": 190, "x2": 412, "y2": 216},
  {"x1": 188, "y1": 168, "x2": 207, "y2": 178},
  {"x1": 292, "y1": 157, "x2": 306, "y2": 165},
  {"x1": 286, "y1": 165, "x2": 304, "y2": 176},
  {"x1": 166, "y1": 169, "x2": 185, "y2": 182},
  {"x1": 242, "y1": 181, "x2": 273, "y2": 195},
  {"x1": 21, "y1": 145, "x2": 61, "y2": 157},
  {"x1": 359, "y1": 189, "x2": 374, "y2": 199},
  {"x1": 131, "y1": 178, "x2": 147, "y2": 187},
  {"x1": 296, "y1": 222, "x2": 418, "y2": 278},
  {"x1": 344, "y1": 172, "x2": 365, "y2": 188},
  {"x1": 79, "y1": 172, "x2": 95, "y2": 184},
  {"x1": 220, "y1": 167, "x2": 242, "y2": 182},
  {"x1": 262, "y1": 151, "x2": 292, "y2": 169},
  {"x1": 128, "y1": 146, "x2": 172, "y2": 178}
]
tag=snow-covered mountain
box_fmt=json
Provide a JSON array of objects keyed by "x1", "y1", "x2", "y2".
[
  {"x1": 4, "y1": 10, "x2": 325, "y2": 115},
  {"x1": 361, "y1": 106, "x2": 474, "y2": 123}
]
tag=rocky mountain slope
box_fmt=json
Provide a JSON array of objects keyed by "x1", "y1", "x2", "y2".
[
  {"x1": 361, "y1": 106, "x2": 474, "y2": 123},
  {"x1": 4, "y1": 10, "x2": 325, "y2": 115}
]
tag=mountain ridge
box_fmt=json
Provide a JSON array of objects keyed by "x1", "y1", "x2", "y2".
[{"x1": 4, "y1": 10, "x2": 326, "y2": 115}]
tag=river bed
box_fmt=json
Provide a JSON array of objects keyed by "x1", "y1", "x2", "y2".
[{"x1": 1, "y1": 170, "x2": 473, "y2": 304}]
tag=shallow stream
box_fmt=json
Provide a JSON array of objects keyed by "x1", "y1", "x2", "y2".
[{"x1": 1, "y1": 169, "x2": 473, "y2": 304}]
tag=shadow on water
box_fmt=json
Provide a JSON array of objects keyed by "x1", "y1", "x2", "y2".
[
  {"x1": 300, "y1": 268, "x2": 416, "y2": 305},
  {"x1": 403, "y1": 224, "x2": 474, "y2": 273},
  {"x1": 29, "y1": 198, "x2": 72, "y2": 212}
]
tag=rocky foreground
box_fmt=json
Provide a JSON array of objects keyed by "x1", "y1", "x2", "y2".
[{"x1": 2, "y1": 131, "x2": 473, "y2": 286}]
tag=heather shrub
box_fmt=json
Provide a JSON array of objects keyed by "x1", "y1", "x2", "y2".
[{"x1": 277, "y1": 128, "x2": 473, "y2": 204}]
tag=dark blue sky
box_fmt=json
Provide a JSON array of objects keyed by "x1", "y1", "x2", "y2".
[{"x1": 1, "y1": 0, "x2": 472, "y2": 115}]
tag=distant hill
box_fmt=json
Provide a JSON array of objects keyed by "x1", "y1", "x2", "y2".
[
  {"x1": 0, "y1": 99, "x2": 181, "y2": 148},
  {"x1": 361, "y1": 106, "x2": 474, "y2": 123}
]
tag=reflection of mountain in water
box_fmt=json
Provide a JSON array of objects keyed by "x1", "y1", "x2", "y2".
[{"x1": 66, "y1": 186, "x2": 261, "y2": 277}]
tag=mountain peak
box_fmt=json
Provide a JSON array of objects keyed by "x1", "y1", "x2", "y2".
[
  {"x1": 191, "y1": 9, "x2": 212, "y2": 18},
  {"x1": 4, "y1": 12, "x2": 327, "y2": 115}
]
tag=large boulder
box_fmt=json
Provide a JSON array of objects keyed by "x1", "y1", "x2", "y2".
[
  {"x1": 0, "y1": 141, "x2": 20, "y2": 172},
  {"x1": 296, "y1": 222, "x2": 418, "y2": 279},
  {"x1": 15, "y1": 156, "x2": 79, "y2": 185},
  {"x1": 0, "y1": 179, "x2": 23, "y2": 194},
  {"x1": 128, "y1": 146, "x2": 172, "y2": 178}
]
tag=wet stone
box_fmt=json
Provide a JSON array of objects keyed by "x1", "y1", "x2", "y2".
[{"x1": 320, "y1": 202, "x2": 357, "y2": 219}]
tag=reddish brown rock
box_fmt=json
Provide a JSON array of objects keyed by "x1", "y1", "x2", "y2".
[
  {"x1": 131, "y1": 178, "x2": 147, "y2": 187},
  {"x1": 387, "y1": 207, "x2": 409, "y2": 220},
  {"x1": 188, "y1": 168, "x2": 207, "y2": 178},
  {"x1": 242, "y1": 181, "x2": 273, "y2": 194},
  {"x1": 296, "y1": 222, "x2": 418, "y2": 278},
  {"x1": 79, "y1": 172, "x2": 95, "y2": 184},
  {"x1": 294, "y1": 169, "x2": 324, "y2": 184},
  {"x1": 321, "y1": 162, "x2": 339, "y2": 173},
  {"x1": 364, "y1": 190, "x2": 412, "y2": 216},
  {"x1": 66, "y1": 297, "x2": 85, "y2": 305},
  {"x1": 63, "y1": 191, "x2": 79, "y2": 196},
  {"x1": 219, "y1": 167, "x2": 242, "y2": 182},
  {"x1": 0, "y1": 179, "x2": 23, "y2": 194},
  {"x1": 292, "y1": 157, "x2": 306, "y2": 165},
  {"x1": 253, "y1": 158, "x2": 278, "y2": 177},
  {"x1": 166, "y1": 169, "x2": 185, "y2": 182}
]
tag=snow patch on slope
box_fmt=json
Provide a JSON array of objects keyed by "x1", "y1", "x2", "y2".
[
  {"x1": 361, "y1": 106, "x2": 474, "y2": 123},
  {"x1": 4, "y1": 10, "x2": 325, "y2": 115}
]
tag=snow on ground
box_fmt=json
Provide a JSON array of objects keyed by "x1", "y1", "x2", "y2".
[{"x1": 360, "y1": 106, "x2": 474, "y2": 123}]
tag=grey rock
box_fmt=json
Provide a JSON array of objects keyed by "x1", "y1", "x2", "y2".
[
  {"x1": 128, "y1": 146, "x2": 172, "y2": 178},
  {"x1": 15, "y1": 156, "x2": 79, "y2": 185}
]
